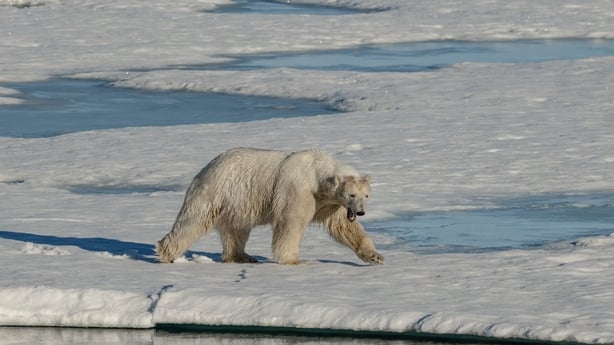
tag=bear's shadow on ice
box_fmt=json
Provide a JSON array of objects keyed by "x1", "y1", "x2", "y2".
[
  {"x1": 0, "y1": 230, "x2": 219, "y2": 263},
  {"x1": 0, "y1": 230, "x2": 369, "y2": 266}
]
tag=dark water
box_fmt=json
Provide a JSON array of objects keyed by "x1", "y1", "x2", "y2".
[
  {"x1": 0, "y1": 327, "x2": 521, "y2": 345},
  {"x1": 367, "y1": 193, "x2": 614, "y2": 253},
  {"x1": 0, "y1": 79, "x2": 335, "y2": 138}
]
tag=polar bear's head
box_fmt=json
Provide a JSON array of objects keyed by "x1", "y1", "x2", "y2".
[{"x1": 332, "y1": 175, "x2": 371, "y2": 222}]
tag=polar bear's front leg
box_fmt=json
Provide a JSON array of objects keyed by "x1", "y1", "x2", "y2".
[
  {"x1": 271, "y1": 190, "x2": 315, "y2": 265},
  {"x1": 355, "y1": 236, "x2": 384, "y2": 265},
  {"x1": 325, "y1": 208, "x2": 384, "y2": 265},
  {"x1": 272, "y1": 219, "x2": 307, "y2": 265}
]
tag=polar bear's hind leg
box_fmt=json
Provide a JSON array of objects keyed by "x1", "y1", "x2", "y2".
[
  {"x1": 156, "y1": 197, "x2": 217, "y2": 263},
  {"x1": 220, "y1": 226, "x2": 258, "y2": 263}
]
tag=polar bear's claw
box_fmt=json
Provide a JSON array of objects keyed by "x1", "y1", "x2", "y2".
[{"x1": 359, "y1": 250, "x2": 384, "y2": 265}]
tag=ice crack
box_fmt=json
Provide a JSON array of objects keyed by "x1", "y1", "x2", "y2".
[
  {"x1": 148, "y1": 284, "x2": 174, "y2": 314},
  {"x1": 413, "y1": 313, "x2": 433, "y2": 330}
]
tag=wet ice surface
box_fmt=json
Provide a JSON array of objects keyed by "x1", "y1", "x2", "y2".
[
  {"x1": 0, "y1": 79, "x2": 335, "y2": 138},
  {"x1": 2, "y1": 46, "x2": 614, "y2": 251},
  {"x1": 368, "y1": 193, "x2": 614, "y2": 253},
  {"x1": 205, "y1": 0, "x2": 385, "y2": 15},
  {"x1": 3, "y1": 39, "x2": 614, "y2": 138},
  {"x1": 59, "y1": 182, "x2": 614, "y2": 253},
  {"x1": 182, "y1": 39, "x2": 614, "y2": 72}
]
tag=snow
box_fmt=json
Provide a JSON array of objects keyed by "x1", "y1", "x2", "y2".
[
  {"x1": 0, "y1": 86, "x2": 21, "y2": 105},
  {"x1": 1, "y1": 0, "x2": 614, "y2": 343}
]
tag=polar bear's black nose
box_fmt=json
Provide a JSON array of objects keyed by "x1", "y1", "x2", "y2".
[{"x1": 357, "y1": 211, "x2": 365, "y2": 216}]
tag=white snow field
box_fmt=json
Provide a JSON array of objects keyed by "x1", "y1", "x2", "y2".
[{"x1": 2, "y1": 0, "x2": 614, "y2": 343}]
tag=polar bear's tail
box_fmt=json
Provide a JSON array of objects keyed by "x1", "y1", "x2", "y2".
[{"x1": 156, "y1": 191, "x2": 217, "y2": 263}]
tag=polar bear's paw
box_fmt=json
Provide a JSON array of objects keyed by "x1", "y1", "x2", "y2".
[
  {"x1": 358, "y1": 250, "x2": 384, "y2": 265},
  {"x1": 356, "y1": 237, "x2": 384, "y2": 265},
  {"x1": 223, "y1": 252, "x2": 259, "y2": 264}
]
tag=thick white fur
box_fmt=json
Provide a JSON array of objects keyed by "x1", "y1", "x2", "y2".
[{"x1": 156, "y1": 148, "x2": 383, "y2": 265}]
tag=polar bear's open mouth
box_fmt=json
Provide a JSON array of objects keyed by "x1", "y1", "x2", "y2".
[{"x1": 347, "y1": 208, "x2": 356, "y2": 222}]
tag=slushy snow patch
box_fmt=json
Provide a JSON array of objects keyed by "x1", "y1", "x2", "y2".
[{"x1": 21, "y1": 242, "x2": 70, "y2": 256}]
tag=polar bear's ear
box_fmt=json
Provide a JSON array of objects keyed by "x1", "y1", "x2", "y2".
[
  {"x1": 325, "y1": 176, "x2": 341, "y2": 190},
  {"x1": 362, "y1": 175, "x2": 372, "y2": 183}
]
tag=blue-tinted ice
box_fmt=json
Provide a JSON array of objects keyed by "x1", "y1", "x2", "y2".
[
  {"x1": 213, "y1": 39, "x2": 614, "y2": 72},
  {"x1": 367, "y1": 193, "x2": 614, "y2": 253},
  {"x1": 205, "y1": 0, "x2": 384, "y2": 15},
  {"x1": 0, "y1": 79, "x2": 335, "y2": 138}
]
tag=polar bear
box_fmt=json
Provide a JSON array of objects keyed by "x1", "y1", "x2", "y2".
[{"x1": 156, "y1": 147, "x2": 383, "y2": 265}]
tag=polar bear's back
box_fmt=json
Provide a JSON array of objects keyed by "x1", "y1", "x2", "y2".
[
  {"x1": 201, "y1": 147, "x2": 289, "y2": 183},
  {"x1": 201, "y1": 147, "x2": 350, "y2": 181},
  {"x1": 187, "y1": 148, "x2": 298, "y2": 227},
  {"x1": 185, "y1": 147, "x2": 355, "y2": 228}
]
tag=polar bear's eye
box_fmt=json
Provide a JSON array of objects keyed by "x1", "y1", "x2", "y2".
[
  {"x1": 366, "y1": 195, "x2": 369, "y2": 198},
  {"x1": 349, "y1": 194, "x2": 356, "y2": 198}
]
